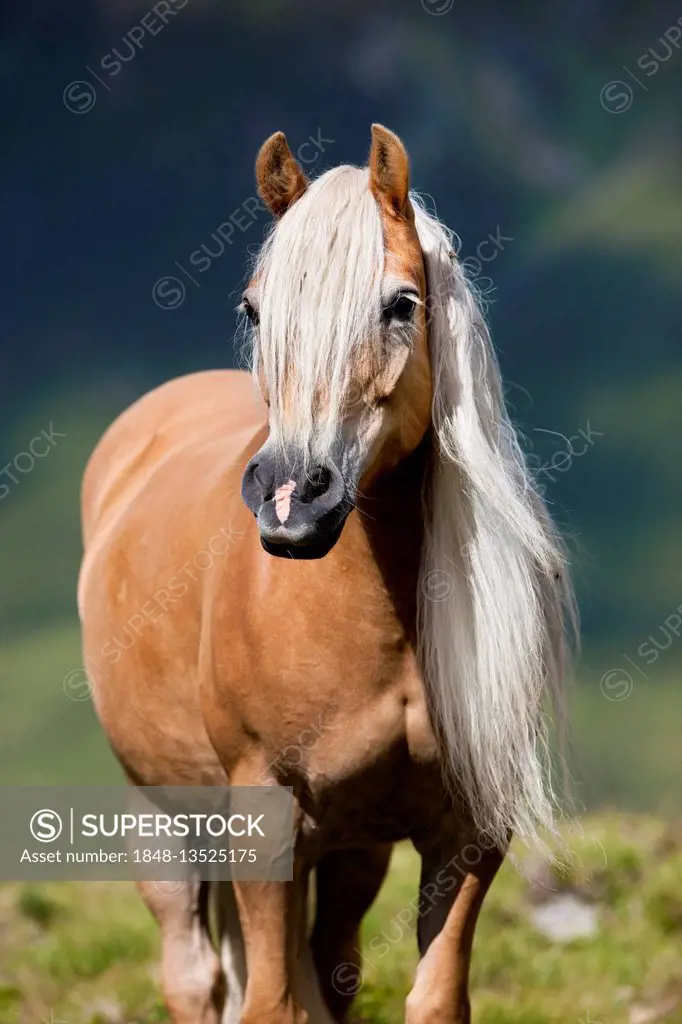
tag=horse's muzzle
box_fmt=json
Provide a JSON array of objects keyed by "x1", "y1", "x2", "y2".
[{"x1": 241, "y1": 448, "x2": 348, "y2": 559}]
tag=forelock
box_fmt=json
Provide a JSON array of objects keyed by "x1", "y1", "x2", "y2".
[{"x1": 253, "y1": 165, "x2": 384, "y2": 455}]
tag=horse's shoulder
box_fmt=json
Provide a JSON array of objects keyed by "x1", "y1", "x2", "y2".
[{"x1": 80, "y1": 370, "x2": 262, "y2": 542}]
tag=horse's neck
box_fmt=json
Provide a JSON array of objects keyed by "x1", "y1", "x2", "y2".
[{"x1": 357, "y1": 438, "x2": 429, "y2": 642}]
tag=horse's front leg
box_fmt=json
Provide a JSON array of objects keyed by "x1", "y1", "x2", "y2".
[
  {"x1": 405, "y1": 829, "x2": 507, "y2": 1024},
  {"x1": 229, "y1": 758, "x2": 308, "y2": 1024},
  {"x1": 311, "y1": 845, "x2": 393, "y2": 1021},
  {"x1": 232, "y1": 874, "x2": 308, "y2": 1024}
]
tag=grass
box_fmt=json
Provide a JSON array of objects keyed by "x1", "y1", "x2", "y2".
[
  {"x1": 355, "y1": 817, "x2": 682, "y2": 1024},
  {"x1": 1, "y1": 815, "x2": 681, "y2": 1024}
]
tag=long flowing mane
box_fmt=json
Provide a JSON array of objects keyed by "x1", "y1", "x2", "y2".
[
  {"x1": 250, "y1": 166, "x2": 576, "y2": 849},
  {"x1": 413, "y1": 196, "x2": 576, "y2": 849}
]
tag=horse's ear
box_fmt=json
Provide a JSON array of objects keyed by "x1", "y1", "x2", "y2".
[
  {"x1": 368, "y1": 124, "x2": 410, "y2": 217},
  {"x1": 256, "y1": 132, "x2": 308, "y2": 218}
]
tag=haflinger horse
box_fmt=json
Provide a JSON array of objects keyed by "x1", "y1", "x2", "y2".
[{"x1": 79, "y1": 125, "x2": 574, "y2": 1024}]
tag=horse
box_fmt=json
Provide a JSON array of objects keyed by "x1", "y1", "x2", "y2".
[{"x1": 78, "y1": 124, "x2": 575, "y2": 1024}]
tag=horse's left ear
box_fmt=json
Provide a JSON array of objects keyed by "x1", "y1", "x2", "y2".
[
  {"x1": 368, "y1": 124, "x2": 410, "y2": 217},
  {"x1": 256, "y1": 131, "x2": 308, "y2": 218}
]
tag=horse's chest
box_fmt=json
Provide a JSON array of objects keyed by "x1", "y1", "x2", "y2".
[
  {"x1": 210, "y1": 517, "x2": 443, "y2": 839},
  {"x1": 261, "y1": 647, "x2": 443, "y2": 843}
]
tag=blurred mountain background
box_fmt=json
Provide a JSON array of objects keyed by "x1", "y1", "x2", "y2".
[{"x1": 0, "y1": 0, "x2": 680, "y2": 810}]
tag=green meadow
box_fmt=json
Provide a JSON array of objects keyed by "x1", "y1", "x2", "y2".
[{"x1": 1, "y1": 816, "x2": 682, "y2": 1024}]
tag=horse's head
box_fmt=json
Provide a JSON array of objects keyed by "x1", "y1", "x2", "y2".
[{"x1": 241, "y1": 125, "x2": 432, "y2": 558}]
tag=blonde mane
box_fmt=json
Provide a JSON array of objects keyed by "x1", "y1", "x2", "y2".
[
  {"x1": 251, "y1": 166, "x2": 576, "y2": 849},
  {"x1": 253, "y1": 166, "x2": 384, "y2": 461}
]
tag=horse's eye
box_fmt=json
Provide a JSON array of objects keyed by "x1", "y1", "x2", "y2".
[
  {"x1": 383, "y1": 293, "x2": 417, "y2": 323},
  {"x1": 241, "y1": 298, "x2": 260, "y2": 327}
]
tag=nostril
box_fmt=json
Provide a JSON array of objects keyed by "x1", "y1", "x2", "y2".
[
  {"x1": 300, "y1": 465, "x2": 331, "y2": 503},
  {"x1": 253, "y1": 463, "x2": 274, "y2": 502}
]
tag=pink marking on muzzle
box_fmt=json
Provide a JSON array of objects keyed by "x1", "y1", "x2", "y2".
[{"x1": 274, "y1": 480, "x2": 296, "y2": 524}]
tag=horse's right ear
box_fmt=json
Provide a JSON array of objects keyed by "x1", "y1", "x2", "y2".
[{"x1": 256, "y1": 132, "x2": 308, "y2": 218}]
